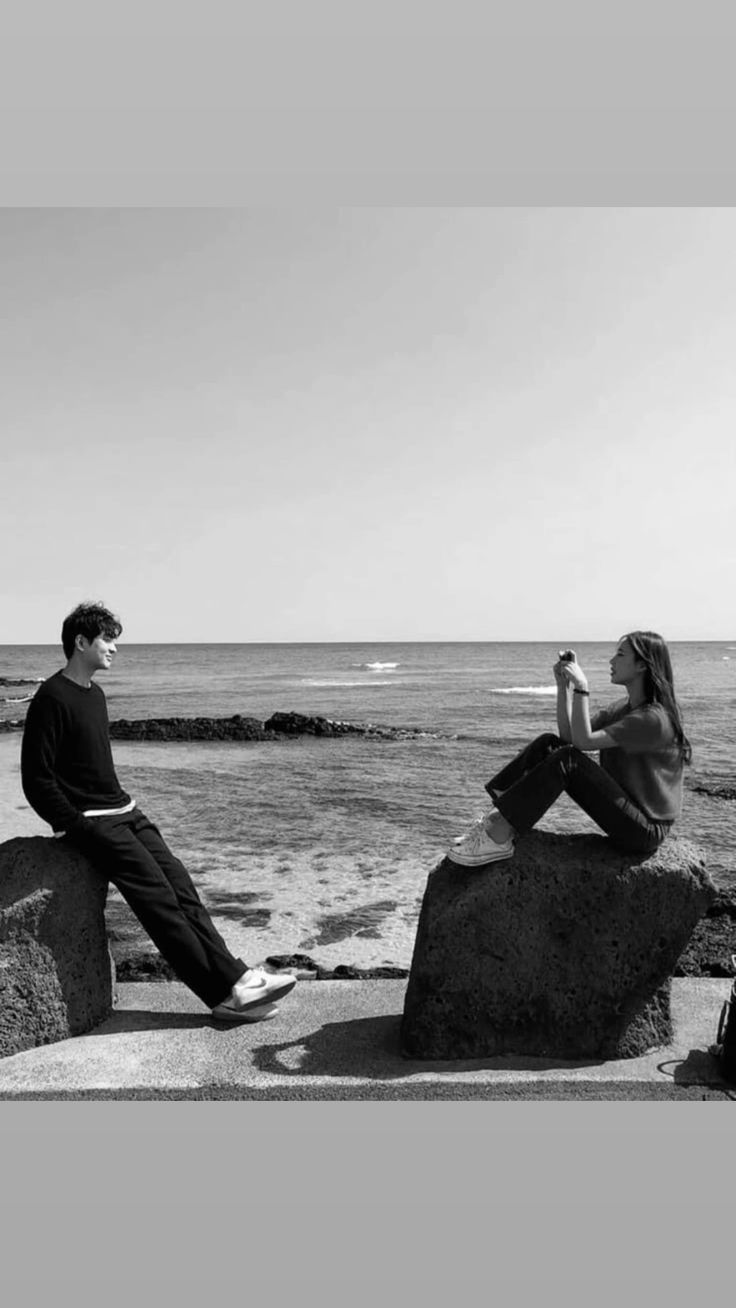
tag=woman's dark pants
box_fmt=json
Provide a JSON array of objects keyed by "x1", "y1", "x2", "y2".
[
  {"x1": 66, "y1": 809, "x2": 247, "y2": 1008},
  {"x1": 486, "y1": 733, "x2": 670, "y2": 855}
]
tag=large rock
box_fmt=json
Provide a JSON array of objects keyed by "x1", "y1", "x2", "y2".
[
  {"x1": 0, "y1": 837, "x2": 115, "y2": 1058},
  {"x1": 401, "y1": 832, "x2": 714, "y2": 1061}
]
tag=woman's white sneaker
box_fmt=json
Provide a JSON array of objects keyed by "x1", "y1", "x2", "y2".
[
  {"x1": 446, "y1": 825, "x2": 514, "y2": 867},
  {"x1": 451, "y1": 813, "x2": 493, "y2": 845}
]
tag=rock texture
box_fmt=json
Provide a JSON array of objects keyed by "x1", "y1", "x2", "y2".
[
  {"x1": 401, "y1": 832, "x2": 715, "y2": 1061},
  {"x1": 0, "y1": 837, "x2": 115, "y2": 1058},
  {"x1": 674, "y1": 890, "x2": 736, "y2": 976},
  {"x1": 263, "y1": 712, "x2": 424, "y2": 740},
  {"x1": 110, "y1": 714, "x2": 270, "y2": 741},
  {"x1": 104, "y1": 712, "x2": 428, "y2": 742}
]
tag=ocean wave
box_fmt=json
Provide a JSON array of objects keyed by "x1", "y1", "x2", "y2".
[
  {"x1": 353, "y1": 662, "x2": 400, "y2": 671},
  {"x1": 490, "y1": 685, "x2": 557, "y2": 696},
  {"x1": 301, "y1": 679, "x2": 394, "y2": 688}
]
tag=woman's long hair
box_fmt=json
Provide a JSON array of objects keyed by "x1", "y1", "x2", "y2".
[{"x1": 623, "y1": 631, "x2": 692, "y2": 764}]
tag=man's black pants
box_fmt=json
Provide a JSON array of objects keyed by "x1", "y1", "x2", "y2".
[{"x1": 66, "y1": 809, "x2": 246, "y2": 1008}]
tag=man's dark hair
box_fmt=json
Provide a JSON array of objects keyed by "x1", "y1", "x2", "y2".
[{"x1": 61, "y1": 602, "x2": 123, "y2": 660}]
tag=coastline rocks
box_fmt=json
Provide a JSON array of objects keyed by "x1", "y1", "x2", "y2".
[
  {"x1": 109, "y1": 946, "x2": 411, "y2": 982},
  {"x1": 113, "y1": 951, "x2": 177, "y2": 982},
  {"x1": 263, "y1": 712, "x2": 425, "y2": 740},
  {"x1": 265, "y1": 952, "x2": 410, "y2": 980},
  {"x1": 0, "y1": 837, "x2": 115, "y2": 1058},
  {"x1": 265, "y1": 711, "x2": 349, "y2": 737},
  {"x1": 401, "y1": 832, "x2": 715, "y2": 1061},
  {"x1": 110, "y1": 714, "x2": 271, "y2": 742},
  {"x1": 674, "y1": 890, "x2": 736, "y2": 976},
  {"x1": 689, "y1": 783, "x2": 736, "y2": 801},
  {"x1": 103, "y1": 711, "x2": 426, "y2": 742}
]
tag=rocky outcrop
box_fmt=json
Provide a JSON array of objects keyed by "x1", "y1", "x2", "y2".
[
  {"x1": 265, "y1": 712, "x2": 349, "y2": 736},
  {"x1": 689, "y1": 783, "x2": 736, "y2": 801},
  {"x1": 265, "y1": 952, "x2": 410, "y2": 980},
  {"x1": 401, "y1": 832, "x2": 715, "y2": 1061},
  {"x1": 6, "y1": 710, "x2": 412, "y2": 740},
  {"x1": 263, "y1": 712, "x2": 425, "y2": 740},
  {"x1": 109, "y1": 714, "x2": 270, "y2": 741},
  {"x1": 105, "y1": 712, "x2": 428, "y2": 742},
  {"x1": 674, "y1": 890, "x2": 736, "y2": 976},
  {"x1": 0, "y1": 838, "x2": 115, "y2": 1058}
]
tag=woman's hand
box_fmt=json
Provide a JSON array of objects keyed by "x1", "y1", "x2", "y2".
[
  {"x1": 554, "y1": 648, "x2": 576, "y2": 686},
  {"x1": 561, "y1": 658, "x2": 589, "y2": 693},
  {"x1": 553, "y1": 658, "x2": 566, "y2": 685}
]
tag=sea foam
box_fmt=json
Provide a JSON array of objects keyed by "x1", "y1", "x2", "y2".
[
  {"x1": 490, "y1": 686, "x2": 557, "y2": 696},
  {"x1": 354, "y1": 662, "x2": 400, "y2": 671},
  {"x1": 301, "y1": 679, "x2": 394, "y2": 688}
]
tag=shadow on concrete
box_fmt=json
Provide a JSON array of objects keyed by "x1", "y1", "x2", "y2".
[
  {"x1": 250, "y1": 1013, "x2": 607, "y2": 1080},
  {"x1": 657, "y1": 1047, "x2": 736, "y2": 1097},
  {"x1": 82, "y1": 1009, "x2": 215, "y2": 1035}
]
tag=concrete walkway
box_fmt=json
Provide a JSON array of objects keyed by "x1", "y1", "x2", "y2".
[{"x1": 0, "y1": 978, "x2": 733, "y2": 1100}]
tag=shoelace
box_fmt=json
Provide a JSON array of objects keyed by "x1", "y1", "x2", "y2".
[
  {"x1": 461, "y1": 825, "x2": 490, "y2": 851},
  {"x1": 454, "y1": 813, "x2": 490, "y2": 844}
]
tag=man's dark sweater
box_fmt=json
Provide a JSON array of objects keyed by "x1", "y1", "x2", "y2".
[{"x1": 21, "y1": 671, "x2": 131, "y2": 834}]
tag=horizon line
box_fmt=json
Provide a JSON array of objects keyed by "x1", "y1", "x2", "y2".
[{"x1": 2, "y1": 637, "x2": 734, "y2": 648}]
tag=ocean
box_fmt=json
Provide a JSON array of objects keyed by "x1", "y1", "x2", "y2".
[{"x1": 2, "y1": 641, "x2": 734, "y2": 969}]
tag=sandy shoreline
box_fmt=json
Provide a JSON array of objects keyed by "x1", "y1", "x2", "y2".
[{"x1": 0, "y1": 733, "x2": 425, "y2": 971}]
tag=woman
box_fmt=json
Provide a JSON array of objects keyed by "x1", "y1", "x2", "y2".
[{"x1": 448, "y1": 631, "x2": 691, "y2": 867}]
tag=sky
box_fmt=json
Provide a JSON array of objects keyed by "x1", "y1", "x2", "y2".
[{"x1": 1, "y1": 207, "x2": 734, "y2": 643}]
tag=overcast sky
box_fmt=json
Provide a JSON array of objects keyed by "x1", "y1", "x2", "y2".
[{"x1": 1, "y1": 207, "x2": 733, "y2": 643}]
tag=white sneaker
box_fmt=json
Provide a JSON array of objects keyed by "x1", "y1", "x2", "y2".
[
  {"x1": 211, "y1": 1000, "x2": 281, "y2": 1024},
  {"x1": 446, "y1": 824, "x2": 514, "y2": 867},
  {"x1": 451, "y1": 813, "x2": 492, "y2": 845},
  {"x1": 213, "y1": 967, "x2": 297, "y2": 1018}
]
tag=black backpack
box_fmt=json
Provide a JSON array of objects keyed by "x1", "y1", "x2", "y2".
[{"x1": 713, "y1": 956, "x2": 736, "y2": 1083}]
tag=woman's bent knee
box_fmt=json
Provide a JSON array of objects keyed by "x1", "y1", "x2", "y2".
[{"x1": 533, "y1": 733, "x2": 563, "y2": 749}]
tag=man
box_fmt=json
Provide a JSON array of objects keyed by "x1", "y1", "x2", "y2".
[{"x1": 21, "y1": 601, "x2": 295, "y2": 1023}]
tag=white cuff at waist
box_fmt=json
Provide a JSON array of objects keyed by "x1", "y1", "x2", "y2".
[
  {"x1": 54, "y1": 800, "x2": 136, "y2": 837},
  {"x1": 82, "y1": 800, "x2": 136, "y2": 818}
]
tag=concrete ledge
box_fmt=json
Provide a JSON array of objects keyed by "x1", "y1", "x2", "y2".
[{"x1": 0, "y1": 978, "x2": 733, "y2": 1100}]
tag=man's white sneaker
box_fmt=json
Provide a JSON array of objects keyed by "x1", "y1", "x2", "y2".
[
  {"x1": 211, "y1": 1000, "x2": 281, "y2": 1024},
  {"x1": 446, "y1": 824, "x2": 514, "y2": 867},
  {"x1": 213, "y1": 967, "x2": 297, "y2": 1018}
]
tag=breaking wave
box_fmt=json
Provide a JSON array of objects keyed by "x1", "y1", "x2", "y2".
[
  {"x1": 353, "y1": 662, "x2": 400, "y2": 671},
  {"x1": 490, "y1": 685, "x2": 557, "y2": 696},
  {"x1": 301, "y1": 679, "x2": 394, "y2": 688}
]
